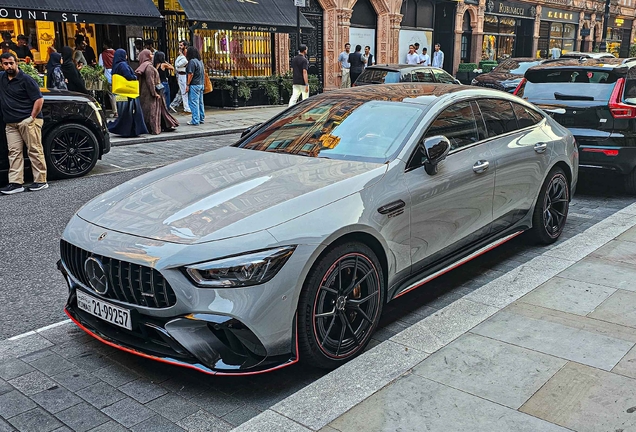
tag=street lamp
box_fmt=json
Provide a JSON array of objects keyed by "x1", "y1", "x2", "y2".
[{"x1": 599, "y1": 0, "x2": 619, "y2": 52}]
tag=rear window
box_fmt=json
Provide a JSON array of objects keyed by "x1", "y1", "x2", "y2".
[
  {"x1": 357, "y1": 69, "x2": 400, "y2": 84},
  {"x1": 494, "y1": 60, "x2": 542, "y2": 75},
  {"x1": 520, "y1": 68, "x2": 619, "y2": 101}
]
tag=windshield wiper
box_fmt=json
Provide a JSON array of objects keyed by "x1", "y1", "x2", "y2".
[{"x1": 554, "y1": 92, "x2": 594, "y2": 101}]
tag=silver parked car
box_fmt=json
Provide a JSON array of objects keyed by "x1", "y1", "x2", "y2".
[{"x1": 59, "y1": 84, "x2": 578, "y2": 374}]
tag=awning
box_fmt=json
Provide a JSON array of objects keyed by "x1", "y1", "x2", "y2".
[
  {"x1": 0, "y1": 0, "x2": 163, "y2": 26},
  {"x1": 180, "y1": 0, "x2": 313, "y2": 33}
]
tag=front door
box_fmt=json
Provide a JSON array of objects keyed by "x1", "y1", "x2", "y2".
[{"x1": 290, "y1": 0, "x2": 324, "y2": 89}]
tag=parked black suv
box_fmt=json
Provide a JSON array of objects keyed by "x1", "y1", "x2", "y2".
[
  {"x1": 353, "y1": 64, "x2": 460, "y2": 86},
  {"x1": 0, "y1": 89, "x2": 110, "y2": 185},
  {"x1": 515, "y1": 58, "x2": 636, "y2": 193}
]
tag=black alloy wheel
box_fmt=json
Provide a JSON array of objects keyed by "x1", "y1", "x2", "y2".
[
  {"x1": 299, "y1": 242, "x2": 384, "y2": 369},
  {"x1": 44, "y1": 123, "x2": 99, "y2": 179},
  {"x1": 532, "y1": 167, "x2": 570, "y2": 244}
]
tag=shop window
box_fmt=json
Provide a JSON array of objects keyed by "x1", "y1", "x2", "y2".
[
  {"x1": 499, "y1": 18, "x2": 516, "y2": 35},
  {"x1": 194, "y1": 30, "x2": 272, "y2": 77},
  {"x1": 400, "y1": 0, "x2": 434, "y2": 29},
  {"x1": 484, "y1": 15, "x2": 499, "y2": 34},
  {"x1": 550, "y1": 23, "x2": 563, "y2": 38},
  {"x1": 482, "y1": 15, "x2": 517, "y2": 61}
]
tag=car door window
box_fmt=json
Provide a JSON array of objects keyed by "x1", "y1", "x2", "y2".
[
  {"x1": 470, "y1": 101, "x2": 488, "y2": 141},
  {"x1": 511, "y1": 102, "x2": 544, "y2": 129},
  {"x1": 477, "y1": 99, "x2": 518, "y2": 138},
  {"x1": 413, "y1": 69, "x2": 435, "y2": 83},
  {"x1": 432, "y1": 69, "x2": 457, "y2": 84},
  {"x1": 400, "y1": 71, "x2": 413, "y2": 82}
]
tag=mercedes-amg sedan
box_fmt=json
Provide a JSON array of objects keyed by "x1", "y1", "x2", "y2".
[{"x1": 59, "y1": 84, "x2": 578, "y2": 375}]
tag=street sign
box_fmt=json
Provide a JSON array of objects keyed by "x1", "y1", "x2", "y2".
[
  {"x1": 294, "y1": 0, "x2": 305, "y2": 6},
  {"x1": 580, "y1": 28, "x2": 591, "y2": 36}
]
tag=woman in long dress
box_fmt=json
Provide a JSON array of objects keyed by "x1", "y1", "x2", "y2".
[
  {"x1": 136, "y1": 49, "x2": 178, "y2": 135},
  {"x1": 61, "y1": 46, "x2": 87, "y2": 94},
  {"x1": 108, "y1": 49, "x2": 148, "y2": 137},
  {"x1": 46, "y1": 52, "x2": 67, "y2": 90}
]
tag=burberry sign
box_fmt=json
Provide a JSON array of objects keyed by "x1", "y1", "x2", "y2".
[{"x1": 0, "y1": 8, "x2": 85, "y2": 22}]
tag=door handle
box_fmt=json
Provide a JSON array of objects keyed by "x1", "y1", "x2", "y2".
[
  {"x1": 472, "y1": 160, "x2": 490, "y2": 174},
  {"x1": 534, "y1": 142, "x2": 548, "y2": 153}
]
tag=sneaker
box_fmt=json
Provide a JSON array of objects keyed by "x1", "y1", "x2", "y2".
[
  {"x1": 27, "y1": 182, "x2": 49, "y2": 192},
  {"x1": 200, "y1": 120, "x2": 205, "y2": 124},
  {"x1": 0, "y1": 183, "x2": 25, "y2": 195},
  {"x1": 187, "y1": 121, "x2": 199, "y2": 126},
  {"x1": 184, "y1": 110, "x2": 192, "y2": 114},
  {"x1": 169, "y1": 106, "x2": 177, "y2": 113}
]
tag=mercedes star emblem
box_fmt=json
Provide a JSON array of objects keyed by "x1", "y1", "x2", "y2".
[{"x1": 84, "y1": 256, "x2": 109, "y2": 295}]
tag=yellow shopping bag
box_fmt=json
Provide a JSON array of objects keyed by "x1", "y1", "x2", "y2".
[{"x1": 112, "y1": 74, "x2": 139, "y2": 98}]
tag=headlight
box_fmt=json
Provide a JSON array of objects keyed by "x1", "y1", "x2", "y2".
[{"x1": 184, "y1": 246, "x2": 296, "y2": 288}]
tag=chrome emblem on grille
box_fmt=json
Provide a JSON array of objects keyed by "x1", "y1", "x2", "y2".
[
  {"x1": 84, "y1": 257, "x2": 109, "y2": 295},
  {"x1": 98, "y1": 232, "x2": 107, "y2": 241}
]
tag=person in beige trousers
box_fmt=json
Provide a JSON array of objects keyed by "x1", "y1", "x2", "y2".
[{"x1": 0, "y1": 52, "x2": 47, "y2": 195}]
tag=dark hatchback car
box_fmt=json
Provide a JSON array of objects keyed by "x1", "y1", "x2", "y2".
[
  {"x1": 515, "y1": 58, "x2": 636, "y2": 193},
  {"x1": 472, "y1": 58, "x2": 543, "y2": 92},
  {"x1": 0, "y1": 89, "x2": 110, "y2": 185},
  {"x1": 353, "y1": 64, "x2": 460, "y2": 86}
]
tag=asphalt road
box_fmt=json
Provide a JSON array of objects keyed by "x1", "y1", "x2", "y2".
[{"x1": 0, "y1": 135, "x2": 634, "y2": 339}]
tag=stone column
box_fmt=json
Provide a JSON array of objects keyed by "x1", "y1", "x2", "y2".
[
  {"x1": 533, "y1": 4, "x2": 542, "y2": 57},
  {"x1": 274, "y1": 33, "x2": 291, "y2": 75},
  {"x1": 322, "y1": 5, "x2": 340, "y2": 90},
  {"x1": 335, "y1": 8, "x2": 353, "y2": 88},
  {"x1": 473, "y1": 1, "x2": 485, "y2": 65},
  {"x1": 576, "y1": 13, "x2": 584, "y2": 51}
]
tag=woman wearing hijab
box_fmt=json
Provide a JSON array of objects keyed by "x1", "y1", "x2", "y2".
[
  {"x1": 61, "y1": 46, "x2": 87, "y2": 93},
  {"x1": 153, "y1": 51, "x2": 174, "y2": 110},
  {"x1": 108, "y1": 48, "x2": 148, "y2": 137},
  {"x1": 46, "y1": 52, "x2": 67, "y2": 90},
  {"x1": 136, "y1": 49, "x2": 178, "y2": 134}
]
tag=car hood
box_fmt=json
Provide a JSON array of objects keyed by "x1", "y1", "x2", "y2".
[
  {"x1": 474, "y1": 72, "x2": 522, "y2": 86},
  {"x1": 77, "y1": 146, "x2": 387, "y2": 244}
]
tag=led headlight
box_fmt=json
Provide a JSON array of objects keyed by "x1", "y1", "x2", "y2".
[{"x1": 184, "y1": 246, "x2": 296, "y2": 288}]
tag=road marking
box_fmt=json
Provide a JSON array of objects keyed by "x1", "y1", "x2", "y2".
[
  {"x1": 106, "y1": 162, "x2": 124, "y2": 169},
  {"x1": 7, "y1": 319, "x2": 72, "y2": 341}
]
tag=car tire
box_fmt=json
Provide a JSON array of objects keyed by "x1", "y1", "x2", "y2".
[
  {"x1": 624, "y1": 168, "x2": 636, "y2": 195},
  {"x1": 298, "y1": 241, "x2": 385, "y2": 369},
  {"x1": 44, "y1": 123, "x2": 99, "y2": 180},
  {"x1": 531, "y1": 167, "x2": 570, "y2": 244}
]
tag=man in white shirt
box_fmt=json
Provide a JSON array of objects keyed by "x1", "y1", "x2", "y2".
[
  {"x1": 338, "y1": 43, "x2": 351, "y2": 88},
  {"x1": 406, "y1": 45, "x2": 419, "y2": 64},
  {"x1": 432, "y1": 43, "x2": 444, "y2": 69},
  {"x1": 170, "y1": 40, "x2": 191, "y2": 114},
  {"x1": 419, "y1": 47, "x2": 431, "y2": 66}
]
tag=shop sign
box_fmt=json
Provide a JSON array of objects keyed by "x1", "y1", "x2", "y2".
[
  {"x1": 0, "y1": 7, "x2": 86, "y2": 22},
  {"x1": 485, "y1": 0, "x2": 535, "y2": 18},
  {"x1": 542, "y1": 7, "x2": 579, "y2": 23},
  {"x1": 580, "y1": 28, "x2": 591, "y2": 36}
]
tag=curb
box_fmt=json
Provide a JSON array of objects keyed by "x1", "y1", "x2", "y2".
[
  {"x1": 233, "y1": 202, "x2": 636, "y2": 432},
  {"x1": 110, "y1": 127, "x2": 245, "y2": 147}
]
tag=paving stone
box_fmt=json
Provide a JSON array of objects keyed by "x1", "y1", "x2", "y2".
[
  {"x1": 29, "y1": 353, "x2": 75, "y2": 376},
  {"x1": 222, "y1": 405, "x2": 262, "y2": 426},
  {"x1": 7, "y1": 407, "x2": 63, "y2": 432},
  {"x1": 0, "y1": 390, "x2": 37, "y2": 418},
  {"x1": 176, "y1": 410, "x2": 233, "y2": 432},
  {"x1": 0, "y1": 359, "x2": 34, "y2": 380},
  {"x1": 8, "y1": 370, "x2": 57, "y2": 395},
  {"x1": 146, "y1": 393, "x2": 199, "y2": 422},
  {"x1": 518, "y1": 276, "x2": 616, "y2": 316},
  {"x1": 589, "y1": 289, "x2": 636, "y2": 328},
  {"x1": 0, "y1": 377, "x2": 12, "y2": 395},
  {"x1": 327, "y1": 374, "x2": 569, "y2": 432},
  {"x1": 56, "y1": 402, "x2": 110, "y2": 432},
  {"x1": 52, "y1": 427, "x2": 73, "y2": 432},
  {"x1": 234, "y1": 410, "x2": 310, "y2": 432},
  {"x1": 618, "y1": 225, "x2": 636, "y2": 243},
  {"x1": 414, "y1": 333, "x2": 567, "y2": 409},
  {"x1": 0, "y1": 335, "x2": 53, "y2": 360},
  {"x1": 591, "y1": 239, "x2": 636, "y2": 266},
  {"x1": 613, "y1": 345, "x2": 636, "y2": 379},
  {"x1": 85, "y1": 421, "x2": 128, "y2": 432},
  {"x1": 52, "y1": 367, "x2": 101, "y2": 392},
  {"x1": 195, "y1": 390, "x2": 244, "y2": 417},
  {"x1": 20, "y1": 349, "x2": 56, "y2": 363},
  {"x1": 76, "y1": 382, "x2": 126, "y2": 409},
  {"x1": 558, "y1": 256, "x2": 636, "y2": 291},
  {"x1": 68, "y1": 351, "x2": 116, "y2": 371},
  {"x1": 129, "y1": 416, "x2": 185, "y2": 432},
  {"x1": 521, "y1": 362, "x2": 636, "y2": 432},
  {"x1": 118, "y1": 378, "x2": 168, "y2": 403},
  {"x1": 100, "y1": 397, "x2": 154, "y2": 428},
  {"x1": 93, "y1": 364, "x2": 140, "y2": 387},
  {"x1": 0, "y1": 418, "x2": 13, "y2": 432},
  {"x1": 472, "y1": 305, "x2": 635, "y2": 371},
  {"x1": 31, "y1": 385, "x2": 83, "y2": 414},
  {"x1": 51, "y1": 339, "x2": 100, "y2": 359}
]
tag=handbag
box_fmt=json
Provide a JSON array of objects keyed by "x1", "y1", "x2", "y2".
[
  {"x1": 155, "y1": 83, "x2": 164, "y2": 92},
  {"x1": 203, "y1": 69, "x2": 213, "y2": 94},
  {"x1": 112, "y1": 74, "x2": 139, "y2": 99}
]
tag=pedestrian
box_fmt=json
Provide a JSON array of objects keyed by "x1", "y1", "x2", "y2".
[
  {"x1": 348, "y1": 44, "x2": 365, "y2": 85},
  {"x1": 136, "y1": 49, "x2": 178, "y2": 134},
  {"x1": 108, "y1": 48, "x2": 148, "y2": 137},
  {"x1": 73, "y1": 35, "x2": 88, "y2": 69},
  {"x1": 46, "y1": 52, "x2": 67, "y2": 90},
  {"x1": 61, "y1": 46, "x2": 88, "y2": 93},
  {"x1": 414, "y1": 42, "x2": 420, "y2": 54},
  {"x1": 153, "y1": 51, "x2": 174, "y2": 110},
  {"x1": 83, "y1": 36, "x2": 97, "y2": 66},
  {"x1": 185, "y1": 46, "x2": 205, "y2": 126},
  {"x1": 170, "y1": 40, "x2": 191, "y2": 114},
  {"x1": 338, "y1": 43, "x2": 351, "y2": 88},
  {"x1": 144, "y1": 39, "x2": 156, "y2": 54},
  {"x1": 14, "y1": 34, "x2": 33, "y2": 61},
  {"x1": 288, "y1": 44, "x2": 309, "y2": 107},
  {"x1": 419, "y1": 47, "x2": 430, "y2": 66},
  {"x1": 0, "y1": 53, "x2": 48, "y2": 194},
  {"x1": 1, "y1": 42, "x2": 18, "y2": 60},
  {"x1": 1, "y1": 31, "x2": 17, "y2": 51},
  {"x1": 432, "y1": 43, "x2": 444, "y2": 69},
  {"x1": 98, "y1": 39, "x2": 117, "y2": 117},
  {"x1": 362, "y1": 45, "x2": 374, "y2": 68},
  {"x1": 406, "y1": 45, "x2": 419, "y2": 64}
]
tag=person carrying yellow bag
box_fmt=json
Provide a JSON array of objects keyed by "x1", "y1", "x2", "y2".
[{"x1": 108, "y1": 49, "x2": 148, "y2": 137}]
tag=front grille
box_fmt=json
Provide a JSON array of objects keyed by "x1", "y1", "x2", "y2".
[{"x1": 61, "y1": 240, "x2": 177, "y2": 308}]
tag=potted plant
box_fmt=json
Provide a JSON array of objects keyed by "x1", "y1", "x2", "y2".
[
  {"x1": 80, "y1": 65, "x2": 108, "y2": 91},
  {"x1": 19, "y1": 62, "x2": 43, "y2": 87},
  {"x1": 456, "y1": 63, "x2": 478, "y2": 84}
]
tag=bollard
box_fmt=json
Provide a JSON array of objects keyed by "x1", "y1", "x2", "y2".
[
  {"x1": 232, "y1": 76, "x2": 239, "y2": 108},
  {"x1": 278, "y1": 76, "x2": 284, "y2": 105}
]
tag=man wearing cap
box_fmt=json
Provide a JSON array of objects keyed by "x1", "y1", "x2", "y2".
[{"x1": 14, "y1": 35, "x2": 33, "y2": 61}]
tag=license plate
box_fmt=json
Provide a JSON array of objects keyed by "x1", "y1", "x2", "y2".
[{"x1": 76, "y1": 290, "x2": 132, "y2": 330}]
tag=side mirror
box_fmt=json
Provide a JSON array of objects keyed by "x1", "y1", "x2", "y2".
[
  {"x1": 241, "y1": 123, "x2": 262, "y2": 138},
  {"x1": 421, "y1": 135, "x2": 451, "y2": 175}
]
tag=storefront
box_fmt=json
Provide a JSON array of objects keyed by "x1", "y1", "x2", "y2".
[
  {"x1": 399, "y1": 0, "x2": 434, "y2": 64},
  {"x1": 482, "y1": 0, "x2": 535, "y2": 61},
  {"x1": 605, "y1": 16, "x2": 633, "y2": 57},
  {"x1": 538, "y1": 8, "x2": 578, "y2": 58},
  {"x1": 349, "y1": 0, "x2": 377, "y2": 63}
]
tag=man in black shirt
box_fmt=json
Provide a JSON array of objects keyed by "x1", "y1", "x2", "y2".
[
  {"x1": 348, "y1": 45, "x2": 364, "y2": 85},
  {"x1": 0, "y1": 53, "x2": 48, "y2": 194},
  {"x1": 14, "y1": 35, "x2": 33, "y2": 61},
  {"x1": 288, "y1": 44, "x2": 309, "y2": 107}
]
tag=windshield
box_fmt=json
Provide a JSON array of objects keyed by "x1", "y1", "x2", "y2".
[
  {"x1": 236, "y1": 99, "x2": 423, "y2": 163},
  {"x1": 521, "y1": 68, "x2": 619, "y2": 101},
  {"x1": 495, "y1": 60, "x2": 542, "y2": 75},
  {"x1": 357, "y1": 69, "x2": 400, "y2": 84}
]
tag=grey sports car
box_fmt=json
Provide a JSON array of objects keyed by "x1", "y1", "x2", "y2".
[{"x1": 59, "y1": 84, "x2": 578, "y2": 375}]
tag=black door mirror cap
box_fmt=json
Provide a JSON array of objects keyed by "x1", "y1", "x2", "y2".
[
  {"x1": 421, "y1": 135, "x2": 451, "y2": 175},
  {"x1": 241, "y1": 123, "x2": 262, "y2": 138}
]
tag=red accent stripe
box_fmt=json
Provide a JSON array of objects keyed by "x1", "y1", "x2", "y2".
[
  {"x1": 64, "y1": 308, "x2": 299, "y2": 376},
  {"x1": 393, "y1": 231, "x2": 524, "y2": 299}
]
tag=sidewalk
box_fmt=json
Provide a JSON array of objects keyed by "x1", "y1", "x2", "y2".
[
  {"x1": 109, "y1": 106, "x2": 286, "y2": 146},
  {"x1": 237, "y1": 202, "x2": 636, "y2": 432}
]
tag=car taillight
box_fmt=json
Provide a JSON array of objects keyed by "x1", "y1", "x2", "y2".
[
  {"x1": 513, "y1": 78, "x2": 526, "y2": 96},
  {"x1": 609, "y1": 78, "x2": 636, "y2": 119},
  {"x1": 582, "y1": 148, "x2": 619, "y2": 156}
]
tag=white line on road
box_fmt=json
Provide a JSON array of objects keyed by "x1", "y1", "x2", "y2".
[{"x1": 7, "y1": 319, "x2": 72, "y2": 341}]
